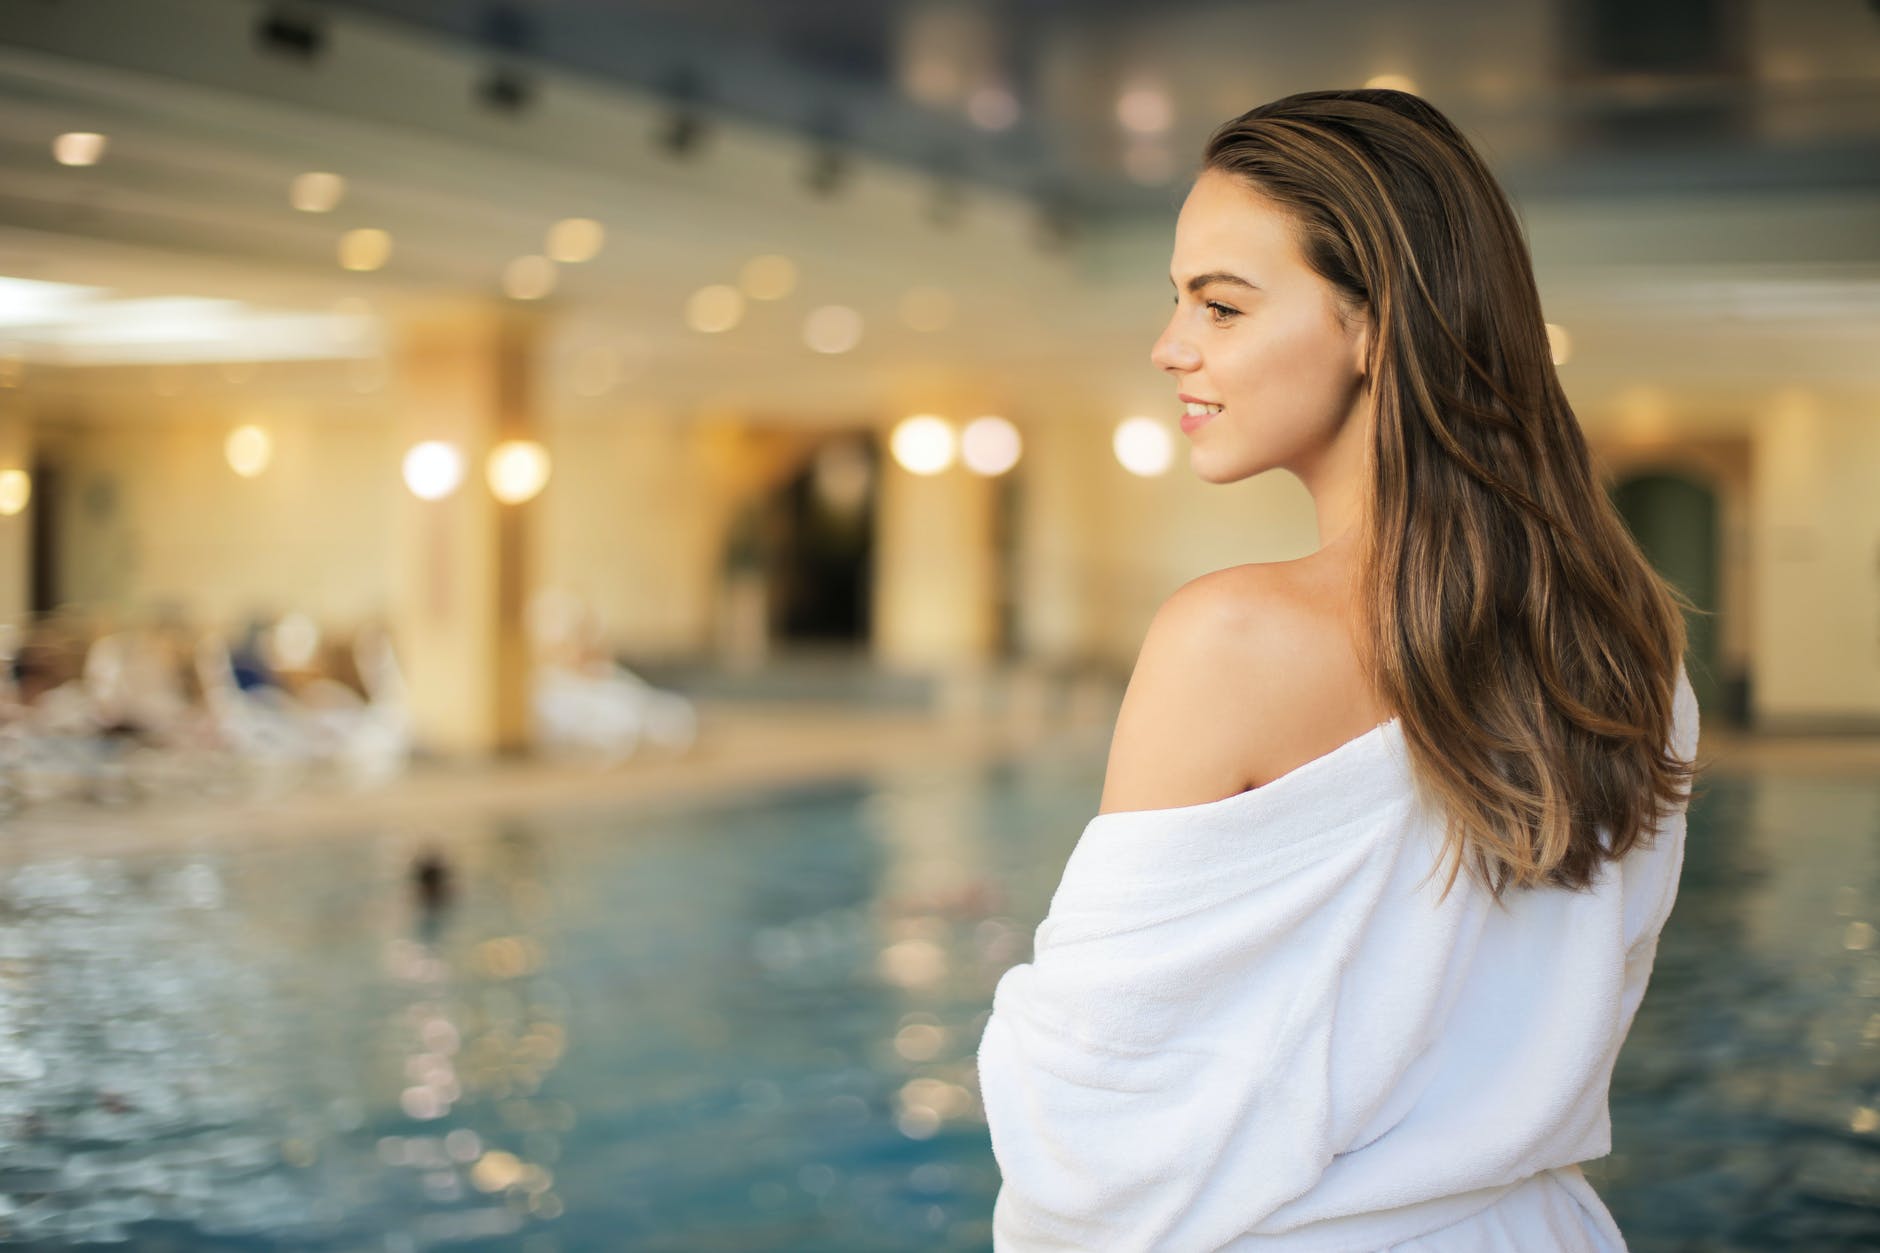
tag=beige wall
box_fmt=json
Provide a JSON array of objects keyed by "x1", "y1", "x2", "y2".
[
  {"x1": 16, "y1": 371, "x2": 1880, "y2": 731},
  {"x1": 1751, "y1": 391, "x2": 1880, "y2": 724},
  {"x1": 1010, "y1": 413, "x2": 1322, "y2": 668},
  {"x1": 39, "y1": 408, "x2": 395, "y2": 631},
  {"x1": 0, "y1": 405, "x2": 30, "y2": 630},
  {"x1": 873, "y1": 452, "x2": 999, "y2": 669},
  {"x1": 535, "y1": 410, "x2": 728, "y2": 662}
]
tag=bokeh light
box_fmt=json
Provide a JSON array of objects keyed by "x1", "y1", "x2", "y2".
[
  {"x1": 338, "y1": 228, "x2": 392, "y2": 272},
  {"x1": 403, "y1": 440, "x2": 465, "y2": 501},
  {"x1": 889, "y1": 416, "x2": 955, "y2": 476},
  {"x1": 546, "y1": 217, "x2": 604, "y2": 263},
  {"x1": 224, "y1": 424, "x2": 272, "y2": 478},
  {"x1": 803, "y1": 305, "x2": 863, "y2": 354},
  {"x1": 1113, "y1": 416, "x2": 1174, "y2": 477},
  {"x1": 289, "y1": 171, "x2": 345, "y2": 212},
  {"x1": 686, "y1": 284, "x2": 745, "y2": 333},
  {"x1": 503, "y1": 255, "x2": 557, "y2": 300},
  {"x1": 0, "y1": 468, "x2": 30, "y2": 516},
  {"x1": 53, "y1": 132, "x2": 106, "y2": 166},
  {"x1": 486, "y1": 440, "x2": 552, "y2": 504},
  {"x1": 960, "y1": 415, "x2": 1021, "y2": 476}
]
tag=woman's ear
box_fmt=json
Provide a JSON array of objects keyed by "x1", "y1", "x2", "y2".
[{"x1": 1351, "y1": 307, "x2": 1374, "y2": 383}]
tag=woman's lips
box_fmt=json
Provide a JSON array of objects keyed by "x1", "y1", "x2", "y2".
[{"x1": 1180, "y1": 407, "x2": 1218, "y2": 434}]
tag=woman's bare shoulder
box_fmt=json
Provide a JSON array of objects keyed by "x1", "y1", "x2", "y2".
[
  {"x1": 1163, "y1": 562, "x2": 1340, "y2": 654},
  {"x1": 1097, "y1": 556, "x2": 1383, "y2": 808},
  {"x1": 1096, "y1": 563, "x2": 1343, "y2": 815}
]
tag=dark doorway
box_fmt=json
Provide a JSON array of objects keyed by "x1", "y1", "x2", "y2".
[
  {"x1": 28, "y1": 459, "x2": 59, "y2": 615},
  {"x1": 1611, "y1": 470, "x2": 1725, "y2": 721},
  {"x1": 770, "y1": 437, "x2": 877, "y2": 646}
]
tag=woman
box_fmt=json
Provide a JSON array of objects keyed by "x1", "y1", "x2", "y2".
[{"x1": 977, "y1": 89, "x2": 1705, "y2": 1251}]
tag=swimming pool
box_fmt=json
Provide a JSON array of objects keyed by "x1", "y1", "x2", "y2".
[{"x1": 0, "y1": 748, "x2": 1875, "y2": 1250}]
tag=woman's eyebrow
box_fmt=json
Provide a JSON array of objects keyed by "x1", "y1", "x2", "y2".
[{"x1": 1170, "y1": 271, "x2": 1259, "y2": 294}]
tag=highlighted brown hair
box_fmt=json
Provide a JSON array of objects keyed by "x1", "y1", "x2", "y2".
[{"x1": 1204, "y1": 89, "x2": 1703, "y2": 899}]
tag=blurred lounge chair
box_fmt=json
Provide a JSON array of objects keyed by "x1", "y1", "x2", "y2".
[{"x1": 526, "y1": 590, "x2": 698, "y2": 762}]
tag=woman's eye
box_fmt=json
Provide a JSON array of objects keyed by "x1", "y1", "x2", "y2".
[{"x1": 1206, "y1": 302, "x2": 1240, "y2": 323}]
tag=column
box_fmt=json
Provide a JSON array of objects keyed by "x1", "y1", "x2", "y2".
[
  {"x1": 388, "y1": 302, "x2": 542, "y2": 757},
  {"x1": 872, "y1": 442, "x2": 998, "y2": 670},
  {"x1": 0, "y1": 403, "x2": 31, "y2": 628}
]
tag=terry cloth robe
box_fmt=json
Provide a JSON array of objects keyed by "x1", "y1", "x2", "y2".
[{"x1": 977, "y1": 664, "x2": 1699, "y2": 1252}]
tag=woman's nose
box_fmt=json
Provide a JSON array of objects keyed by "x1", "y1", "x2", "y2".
[{"x1": 1150, "y1": 315, "x2": 1198, "y2": 374}]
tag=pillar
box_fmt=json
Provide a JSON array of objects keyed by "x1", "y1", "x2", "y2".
[
  {"x1": 872, "y1": 444, "x2": 998, "y2": 670},
  {"x1": 0, "y1": 404, "x2": 31, "y2": 629},
  {"x1": 389, "y1": 303, "x2": 541, "y2": 757}
]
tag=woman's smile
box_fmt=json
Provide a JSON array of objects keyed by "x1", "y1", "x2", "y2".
[{"x1": 1179, "y1": 394, "x2": 1224, "y2": 434}]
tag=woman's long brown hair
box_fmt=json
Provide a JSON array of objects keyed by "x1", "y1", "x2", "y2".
[{"x1": 1204, "y1": 89, "x2": 1703, "y2": 900}]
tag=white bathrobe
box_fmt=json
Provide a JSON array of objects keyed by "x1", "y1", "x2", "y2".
[{"x1": 978, "y1": 666, "x2": 1699, "y2": 1252}]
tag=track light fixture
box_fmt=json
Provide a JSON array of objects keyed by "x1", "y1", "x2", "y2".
[
  {"x1": 655, "y1": 68, "x2": 709, "y2": 159},
  {"x1": 475, "y1": 4, "x2": 536, "y2": 117},
  {"x1": 255, "y1": 6, "x2": 325, "y2": 63}
]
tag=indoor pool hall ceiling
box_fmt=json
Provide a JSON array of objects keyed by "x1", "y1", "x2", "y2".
[{"x1": 0, "y1": 0, "x2": 1875, "y2": 425}]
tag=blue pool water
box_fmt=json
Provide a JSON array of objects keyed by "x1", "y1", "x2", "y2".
[{"x1": 0, "y1": 749, "x2": 1876, "y2": 1250}]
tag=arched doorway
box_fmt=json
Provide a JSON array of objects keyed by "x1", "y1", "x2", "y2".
[
  {"x1": 766, "y1": 436, "x2": 877, "y2": 650},
  {"x1": 1611, "y1": 470, "x2": 1724, "y2": 720}
]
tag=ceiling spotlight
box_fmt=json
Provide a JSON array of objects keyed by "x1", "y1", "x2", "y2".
[
  {"x1": 475, "y1": 2, "x2": 536, "y2": 116},
  {"x1": 255, "y1": 7, "x2": 326, "y2": 63},
  {"x1": 686, "y1": 284, "x2": 745, "y2": 333},
  {"x1": 225, "y1": 425, "x2": 273, "y2": 478},
  {"x1": 338, "y1": 228, "x2": 392, "y2": 272},
  {"x1": 803, "y1": 305, "x2": 863, "y2": 355},
  {"x1": 546, "y1": 217, "x2": 604, "y2": 263},
  {"x1": 503, "y1": 255, "x2": 556, "y2": 300},
  {"x1": 290, "y1": 171, "x2": 345, "y2": 212},
  {"x1": 53, "y1": 132, "x2": 107, "y2": 167}
]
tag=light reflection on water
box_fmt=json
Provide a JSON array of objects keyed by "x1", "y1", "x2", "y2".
[{"x1": 0, "y1": 755, "x2": 1875, "y2": 1249}]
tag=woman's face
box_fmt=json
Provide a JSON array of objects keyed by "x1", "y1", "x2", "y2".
[{"x1": 1151, "y1": 169, "x2": 1373, "y2": 486}]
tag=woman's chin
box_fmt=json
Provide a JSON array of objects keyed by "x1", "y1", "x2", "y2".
[{"x1": 1189, "y1": 446, "x2": 1258, "y2": 485}]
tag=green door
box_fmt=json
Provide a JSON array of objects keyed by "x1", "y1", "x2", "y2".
[{"x1": 1611, "y1": 472, "x2": 1724, "y2": 721}]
